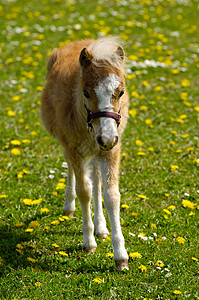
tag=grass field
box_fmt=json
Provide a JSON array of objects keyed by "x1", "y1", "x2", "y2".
[{"x1": 0, "y1": 0, "x2": 199, "y2": 299}]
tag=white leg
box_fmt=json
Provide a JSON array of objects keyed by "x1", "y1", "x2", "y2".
[
  {"x1": 91, "y1": 159, "x2": 109, "y2": 238},
  {"x1": 75, "y1": 167, "x2": 97, "y2": 252},
  {"x1": 100, "y1": 154, "x2": 128, "y2": 270},
  {"x1": 63, "y1": 165, "x2": 76, "y2": 217}
]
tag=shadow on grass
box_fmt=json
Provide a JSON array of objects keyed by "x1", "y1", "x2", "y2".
[{"x1": 0, "y1": 222, "x2": 115, "y2": 276}]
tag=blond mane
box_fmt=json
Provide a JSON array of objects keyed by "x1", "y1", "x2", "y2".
[{"x1": 87, "y1": 36, "x2": 125, "y2": 69}]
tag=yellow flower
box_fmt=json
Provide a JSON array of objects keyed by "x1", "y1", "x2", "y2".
[
  {"x1": 145, "y1": 119, "x2": 153, "y2": 126},
  {"x1": 27, "y1": 257, "x2": 37, "y2": 263},
  {"x1": 0, "y1": 194, "x2": 8, "y2": 198},
  {"x1": 25, "y1": 228, "x2": 34, "y2": 232},
  {"x1": 56, "y1": 182, "x2": 66, "y2": 190},
  {"x1": 92, "y1": 278, "x2": 104, "y2": 284},
  {"x1": 192, "y1": 257, "x2": 198, "y2": 261},
  {"x1": 182, "y1": 200, "x2": 196, "y2": 209},
  {"x1": 177, "y1": 236, "x2": 185, "y2": 244},
  {"x1": 136, "y1": 140, "x2": 143, "y2": 146},
  {"x1": 32, "y1": 199, "x2": 42, "y2": 205},
  {"x1": 194, "y1": 106, "x2": 199, "y2": 112},
  {"x1": 15, "y1": 222, "x2": 24, "y2": 227},
  {"x1": 58, "y1": 251, "x2": 68, "y2": 256},
  {"x1": 8, "y1": 110, "x2": 16, "y2": 117},
  {"x1": 35, "y1": 282, "x2": 41, "y2": 287},
  {"x1": 129, "y1": 252, "x2": 142, "y2": 259},
  {"x1": 151, "y1": 223, "x2": 157, "y2": 229},
  {"x1": 171, "y1": 165, "x2": 179, "y2": 173},
  {"x1": 167, "y1": 205, "x2": 176, "y2": 210},
  {"x1": 156, "y1": 260, "x2": 164, "y2": 267},
  {"x1": 23, "y1": 199, "x2": 33, "y2": 205},
  {"x1": 11, "y1": 148, "x2": 20, "y2": 155},
  {"x1": 139, "y1": 264, "x2": 147, "y2": 272},
  {"x1": 121, "y1": 204, "x2": 129, "y2": 209},
  {"x1": 163, "y1": 209, "x2": 171, "y2": 215},
  {"x1": 11, "y1": 140, "x2": 21, "y2": 145},
  {"x1": 51, "y1": 220, "x2": 60, "y2": 225},
  {"x1": 138, "y1": 194, "x2": 147, "y2": 199},
  {"x1": 106, "y1": 253, "x2": 114, "y2": 258},
  {"x1": 129, "y1": 109, "x2": 137, "y2": 117},
  {"x1": 181, "y1": 79, "x2": 191, "y2": 87},
  {"x1": 173, "y1": 290, "x2": 182, "y2": 295},
  {"x1": 40, "y1": 208, "x2": 50, "y2": 213},
  {"x1": 132, "y1": 212, "x2": 138, "y2": 217},
  {"x1": 12, "y1": 95, "x2": 20, "y2": 101},
  {"x1": 29, "y1": 221, "x2": 39, "y2": 228},
  {"x1": 52, "y1": 244, "x2": 59, "y2": 248}
]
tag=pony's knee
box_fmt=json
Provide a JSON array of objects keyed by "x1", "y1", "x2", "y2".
[
  {"x1": 103, "y1": 186, "x2": 120, "y2": 209},
  {"x1": 76, "y1": 179, "x2": 92, "y2": 202}
]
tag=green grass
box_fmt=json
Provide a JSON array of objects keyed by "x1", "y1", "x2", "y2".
[{"x1": 0, "y1": 0, "x2": 199, "y2": 299}]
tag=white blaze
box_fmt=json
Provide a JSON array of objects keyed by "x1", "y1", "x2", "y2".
[
  {"x1": 94, "y1": 74, "x2": 121, "y2": 111},
  {"x1": 94, "y1": 74, "x2": 121, "y2": 147}
]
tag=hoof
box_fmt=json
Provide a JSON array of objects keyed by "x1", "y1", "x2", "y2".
[
  {"x1": 63, "y1": 211, "x2": 74, "y2": 218},
  {"x1": 115, "y1": 259, "x2": 129, "y2": 271},
  {"x1": 95, "y1": 232, "x2": 109, "y2": 239},
  {"x1": 83, "y1": 246, "x2": 97, "y2": 254}
]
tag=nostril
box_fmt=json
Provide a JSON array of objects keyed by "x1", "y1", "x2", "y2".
[
  {"x1": 97, "y1": 136, "x2": 104, "y2": 147},
  {"x1": 115, "y1": 135, "x2": 119, "y2": 145}
]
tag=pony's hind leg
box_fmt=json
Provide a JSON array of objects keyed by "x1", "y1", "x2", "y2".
[
  {"x1": 63, "y1": 164, "x2": 76, "y2": 217},
  {"x1": 92, "y1": 159, "x2": 109, "y2": 238}
]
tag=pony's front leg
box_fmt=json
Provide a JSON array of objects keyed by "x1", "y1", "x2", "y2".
[
  {"x1": 92, "y1": 159, "x2": 109, "y2": 238},
  {"x1": 100, "y1": 150, "x2": 129, "y2": 270},
  {"x1": 75, "y1": 166, "x2": 97, "y2": 253}
]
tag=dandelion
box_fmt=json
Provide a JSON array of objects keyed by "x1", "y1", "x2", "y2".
[
  {"x1": 167, "y1": 205, "x2": 176, "y2": 210},
  {"x1": 56, "y1": 182, "x2": 66, "y2": 190},
  {"x1": 35, "y1": 282, "x2": 41, "y2": 287},
  {"x1": 176, "y1": 236, "x2": 185, "y2": 244},
  {"x1": 156, "y1": 260, "x2": 165, "y2": 267},
  {"x1": 25, "y1": 228, "x2": 34, "y2": 233},
  {"x1": 0, "y1": 195, "x2": 8, "y2": 198},
  {"x1": 181, "y1": 79, "x2": 191, "y2": 87},
  {"x1": 106, "y1": 253, "x2": 114, "y2": 258},
  {"x1": 40, "y1": 208, "x2": 50, "y2": 213},
  {"x1": 139, "y1": 264, "x2": 147, "y2": 272},
  {"x1": 23, "y1": 198, "x2": 33, "y2": 205},
  {"x1": 129, "y1": 252, "x2": 142, "y2": 259},
  {"x1": 173, "y1": 290, "x2": 182, "y2": 295},
  {"x1": 138, "y1": 194, "x2": 147, "y2": 199},
  {"x1": 129, "y1": 109, "x2": 137, "y2": 117},
  {"x1": 136, "y1": 140, "x2": 143, "y2": 146},
  {"x1": 182, "y1": 200, "x2": 196, "y2": 209},
  {"x1": 8, "y1": 110, "x2": 16, "y2": 117},
  {"x1": 11, "y1": 148, "x2": 20, "y2": 155},
  {"x1": 194, "y1": 106, "x2": 199, "y2": 112},
  {"x1": 163, "y1": 209, "x2": 171, "y2": 215},
  {"x1": 27, "y1": 257, "x2": 37, "y2": 263},
  {"x1": 52, "y1": 244, "x2": 59, "y2": 248},
  {"x1": 92, "y1": 278, "x2": 104, "y2": 284},
  {"x1": 132, "y1": 212, "x2": 138, "y2": 217},
  {"x1": 121, "y1": 204, "x2": 129, "y2": 209},
  {"x1": 15, "y1": 222, "x2": 24, "y2": 227},
  {"x1": 170, "y1": 165, "x2": 179, "y2": 173},
  {"x1": 29, "y1": 221, "x2": 39, "y2": 228},
  {"x1": 192, "y1": 257, "x2": 198, "y2": 262},
  {"x1": 58, "y1": 251, "x2": 68, "y2": 256},
  {"x1": 51, "y1": 220, "x2": 60, "y2": 225},
  {"x1": 11, "y1": 140, "x2": 21, "y2": 145}
]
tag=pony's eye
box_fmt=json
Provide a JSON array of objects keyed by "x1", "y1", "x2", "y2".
[
  {"x1": 119, "y1": 89, "x2": 124, "y2": 98},
  {"x1": 83, "y1": 90, "x2": 90, "y2": 98}
]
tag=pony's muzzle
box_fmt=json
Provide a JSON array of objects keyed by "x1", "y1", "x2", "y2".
[{"x1": 97, "y1": 134, "x2": 119, "y2": 151}]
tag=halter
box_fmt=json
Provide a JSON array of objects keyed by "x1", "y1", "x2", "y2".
[{"x1": 84, "y1": 104, "x2": 121, "y2": 132}]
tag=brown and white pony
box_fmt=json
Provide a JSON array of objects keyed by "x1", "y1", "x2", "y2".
[{"x1": 41, "y1": 37, "x2": 129, "y2": 270}]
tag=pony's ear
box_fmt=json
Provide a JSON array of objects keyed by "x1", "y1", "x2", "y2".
[
  {"x1": 115, "y1": 46, "x2": 125, "y2": 61},
  {"x1": 79, "y1": 47, "x2": 93, "y2": 69}
]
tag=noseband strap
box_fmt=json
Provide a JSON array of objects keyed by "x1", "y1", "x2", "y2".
[{"x1": 84, "y1": 104, "x2": 121, "y2": 131}]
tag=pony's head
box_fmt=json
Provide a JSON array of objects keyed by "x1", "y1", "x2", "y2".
[{"x1": 79, "y1": 37, "x2": 126, "y2": 151}]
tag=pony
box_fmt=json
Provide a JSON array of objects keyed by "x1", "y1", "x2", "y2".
[{"x1": 41, "y1": 37, "x2": 129, "y2": 270}]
